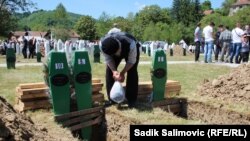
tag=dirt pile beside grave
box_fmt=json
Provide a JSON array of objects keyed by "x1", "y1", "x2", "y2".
[
  {"x1": 197, "y1": 63, "x2": 250, "y2": 103},
  {"x1": 106, "y1": 109, "x2": 139, "y2": 141},
  {"x1": 166, "y1": 45, "x2": 193, "y2": 56},
  {"x1": 0, "y1": 96, "x2": 57, "y2": 141}
]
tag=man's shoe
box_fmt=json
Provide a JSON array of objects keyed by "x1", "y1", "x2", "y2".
[
  {"x1": 104, "y1": 101, "x2": 115, "y2": 107},
  {"x1": 128, "y1": 102, "x2": 136, "y2": 109}
]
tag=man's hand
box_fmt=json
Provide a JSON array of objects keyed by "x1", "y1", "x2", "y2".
[
  {"x1": 112, "y1": 71, "x2": 120, "y2": 81},
  {"x1": 117, "y1": 73, "x2": 125, "y2": 82},
  {"x1": 113, "y1": 71, "x2": 125, "y2": 82}
]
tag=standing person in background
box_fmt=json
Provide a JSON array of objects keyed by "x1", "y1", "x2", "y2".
[
  {"x1": 239, "y1": 33, "x2": 249, "y2": 63},
  {"x1": 22, "y1": 36, "x2": 28, "y2": 59},
  {"x1": 219, "y1": 26, "x2": 232, "y2": 63},
  {"x1": 28, "y1": 37, "x2": 35, "y2": 59},
  {"x1": 100, "y1": 32, "x2": 140, "y2": 108},
  {"x1": 108, "y1": 23, "x2": 121, "y2": 34},
  {"x1": 203, "y1": 22, "x2": 215, "y2": 63},
  {"x1": 179, "y1": 39, "x2": 187, "y2": 56},
  {"x1": 194, "y1": 22, "x2": 202, "y2": 62},
  {"x1": 214, "y1": 25, "x2": 223, "y2": 62},
  {"x1": 244, "y1": 25, "x2": 250, "y2": 35},
  {"x1": 230, "y1": 22, "x2": 244, "y2": 64}
]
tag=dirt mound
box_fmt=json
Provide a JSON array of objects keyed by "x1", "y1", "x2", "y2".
[
  {"x1": 0, "y1": 96, "x2": 56, "y2": 141},
  {"x1": 166, "y1": 45, "x2": 193, "y2": 56},
  {"x1": 197, "y1": 63, "x2": 250, "y2": 103},
  {"x1": 106, "y1": 109, "x2": 139, "y2": 141}
]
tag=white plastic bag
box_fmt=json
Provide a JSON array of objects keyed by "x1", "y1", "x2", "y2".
[{"x1": 110, "y1": 81, "x2": 125, "y2": 103}]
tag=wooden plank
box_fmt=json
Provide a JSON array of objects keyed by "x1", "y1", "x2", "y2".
[
  {"x1": 18, "y1": 79, "x2": 102, "y2": 89},
  {"x1": 17, "y1": 92, "x2": 49, "y2": 100},
  {"x1": 92, "y1": 78, "x2": 101, "y2": 83},
  {"x1": 138, "y1": 91, "x2": 151, "y2": 95},
  {"x1": 92, "y1": 94, "x2": 104, "y2": 102},
  {"x1": 62, "y1": 112, "x2": 101, "y2": 127},
  {"x1": 92, "y1": 83, "x2": 103, "y2": 88},
  {"x1": 20, "y1": 87, "x2": 48, "y2": 95},
  {"x1": 15, "y1": 100, "x2": 51, "y2": 111},
  {"x1": 18, "y1": 99, "x2": 51, "y2": 108},
  {"x1": 69, "y1": 115, "x2": 103, "y2": 131},
  {"x1": 55, "y1": 106, "x2": 104, "y2": 121},
  {"x1": 19, "y1": 82, "x2": 47, "y2": 89},
  {"x1": 92, "y1": 86, "x2": 102, "y2": 93}
]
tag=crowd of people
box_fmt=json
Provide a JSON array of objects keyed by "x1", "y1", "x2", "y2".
[
  {"x1": 0, "y1": 36, "x2": 99, "y2": 60},
  {"x1": 194, "y1": 22, "x2": 250, "y2": 64}
]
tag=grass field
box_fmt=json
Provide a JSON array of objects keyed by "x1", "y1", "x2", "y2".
[{"x1": 0, "y1": 53, "x2": 240, "y2": 139}]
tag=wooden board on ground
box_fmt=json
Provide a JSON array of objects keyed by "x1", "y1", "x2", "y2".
[
  {"x1": 133, "y1": 80, "x2": 181, "y2": 102},
  {"x1": 152, "y1": 98, "x2": 187, "y2": 115},
  {"x1": 15, "y1": 79, "x2": 104, "y2": 112},
  {"x1": 14, "y1": 99, "x2": 51, "y2": 111},
  {"x1": 18, "y1": 82, "x2": 48, "y2": 89}
]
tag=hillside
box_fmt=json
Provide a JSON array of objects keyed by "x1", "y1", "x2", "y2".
[{"x1": 17, "y1": 10, "x2": 83, "y2": 31}]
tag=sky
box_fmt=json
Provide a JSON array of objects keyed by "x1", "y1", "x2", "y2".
[{"x1": 31, "y1": 0, "x2": 225, "y2": 19}]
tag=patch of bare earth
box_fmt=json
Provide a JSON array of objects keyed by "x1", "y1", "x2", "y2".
[
  {"x1": 105, "y1": 108, "x2": 140, "y2": 141},
  {"x1": 187, "y1": 100, "x2": 250, "y2": 124},
  {"x1": 0, "y1": 96, "x2": 56, "y2": 141}
]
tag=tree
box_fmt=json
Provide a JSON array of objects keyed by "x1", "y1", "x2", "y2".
[
  {"x1": 194, "y1": 0, "x2": 202, "y2": 22},
  {"x1": 52, "y1": 3, "x2": 71, "y2": 40},
  {"x1": 74, "y1": 15, "x2": 96, "y2": 40},
  {"x1": 0, "y1": 0, "x2": 35, "y2": 13},
  {"x1": 201, "y1": 0, "x2": 212, "y2": 11},
  {"x1": 136, "y1": 5, "x2": 170, "y2": 26},
  {"x1": 0, "y1": 0, "x2": 35, "y2": 36},
  {"x1": 53, "y1": 28, "x2": 70, "y2": 41},
  {"x1": 221, "y1": 0, "x2": 237, "y2": 15},
  {"x1": 96, "y1": 12, "x2": 112, "y2": 38},
  {"x1": 111, "y1": 16, "x2": 132, "y2": 33},
  {"x1": 0, "y1": 9, "x2": 17, "y2": 35},
  {"x1": 171, "y1": 0, "x2": 200, "y2": 26},
  {"x1": 53, "y1": 3, "x2": 70, "y2": 28},
  {"x1": 233, "y1": 7, "x2": 250, "y2": 27}
]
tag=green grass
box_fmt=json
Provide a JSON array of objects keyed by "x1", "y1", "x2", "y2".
[
  {"x1": 2, "y1": 53, "x2": 248, "y2": 139},
  {"x1": 0, "y1": 62, "x2": 232, "y2": 122}
]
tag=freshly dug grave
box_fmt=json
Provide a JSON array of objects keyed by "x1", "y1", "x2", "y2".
[
  {"x1": 197, "y1": 63, "x2": 250, "y2": 104},
  {"x1": 187, "y1": 100, "x2": 250, "y2": 124},
  {"x1": 0, "y1": 96, "x2": 56, "y2": 141}
]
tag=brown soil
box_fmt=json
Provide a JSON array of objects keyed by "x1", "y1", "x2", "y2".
[
  {"x1": 105, "y1": 108, "x2": 140, "y2": 141},
  {"x1": 187, "y1": 63, "x2": 250, "y2": 124},
  {"x1": 197, "y1": 63, "x2": 250, "y2": 104},
  {"x1": 187, "y1": 100, "x2": 250, "y2": 124},
  {"x1": 166, "y1": 45, "x2": 193, "y2": 56},
  {"x1": 0, "y1": 96, "x2": 57, "y2": 141}
]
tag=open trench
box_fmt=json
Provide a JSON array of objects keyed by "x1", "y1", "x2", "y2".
[{"x1": 101, "y1": 98, "x2": 250, "y2": 141}]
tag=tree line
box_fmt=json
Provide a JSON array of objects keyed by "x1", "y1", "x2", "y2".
[{"x1": 2, "y1": 0, "x2": 249, "y2": 45}]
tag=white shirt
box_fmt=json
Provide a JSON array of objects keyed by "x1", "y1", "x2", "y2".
[
  {"x1": 194, "y1": 26, "x2": 202, "y2": 42},
  {"x1": 203, "y1": 25, "x2": 214, "y2": 42},
  {"x1": 179, "y1": 40, "x2": 187, "y2": 49},
  {"x1": 107, "y1": 27, "x2": 121, "y2": 34},
  {"x1": 231, "y1": 27, "x2": 244, "y2": 43}
]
